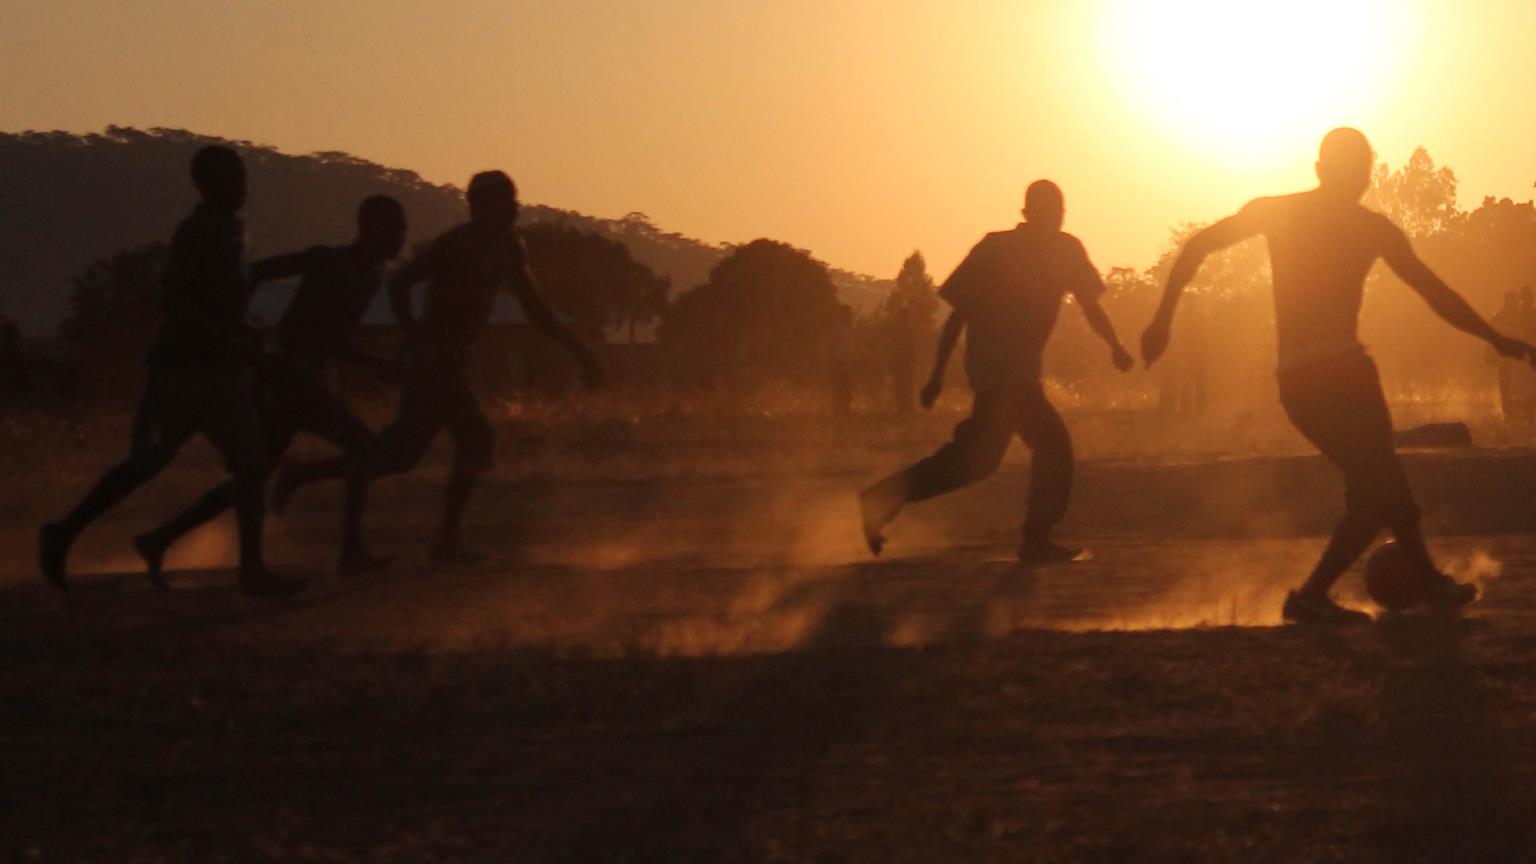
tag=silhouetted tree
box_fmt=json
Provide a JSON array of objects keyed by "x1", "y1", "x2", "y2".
[
  {"x1": 659, "y1": 239, "x2": 842, "y2": 387},
  {"x1": 1366, "y1": 147, "x2": 1460, "y2": 238},
  {"x1": 521, "y1": 222, "x2": 670, "y2": 342},
  {"x1": 62, "y1": 242, "x2": 167, "y2": 397}
]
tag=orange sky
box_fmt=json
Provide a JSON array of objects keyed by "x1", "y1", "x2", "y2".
[{"x1": 3, "y1": 0, "x2": 1533, "y2": 281}]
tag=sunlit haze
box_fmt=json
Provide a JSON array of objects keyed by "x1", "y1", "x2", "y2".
[
  {"x1": 1105, "y1": 0, "x2": 1409, "y2": 166},
  {"x1": 3, "y1": 0, "x2": 1533, "y2": 277}
]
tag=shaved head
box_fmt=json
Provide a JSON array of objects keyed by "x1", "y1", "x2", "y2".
[
  {"x1": 1024, "y1": 180, "x2": 1065, "y2": 230},
  {"x1": 1316, "y1": 128, "x2": 1374, "y2": 199}
]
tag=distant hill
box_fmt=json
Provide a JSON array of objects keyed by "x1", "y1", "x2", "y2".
[{"x1": 0, "y1": 127, "x2": 890, "y2": 340}]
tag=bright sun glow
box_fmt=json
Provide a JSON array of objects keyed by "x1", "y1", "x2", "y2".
[{"x1": 1104, "y1": 0, "x2": 1409, "y2": 166}]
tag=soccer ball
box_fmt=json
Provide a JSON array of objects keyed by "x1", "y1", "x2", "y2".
[{"x1": 1364, "y1": 541, "x2": 1424, "y2": 612}]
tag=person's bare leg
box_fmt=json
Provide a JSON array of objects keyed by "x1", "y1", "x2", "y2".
[
  {"x1": 1299, "y1": 511, "x2": 1380, "y2": 598},
  {"x1": 230, "y1": 472, "x2": 306, "y2": 599},
  {"x1": 271, "y1": 455, "x2": 351, "y2": 515},
  {"x1": 40, "y1": 460, "x2": 160, "y2": 592},
  {"x1": 337, "y1": 472, "x2": 392, "y2": 576},
  {"x1": 430, "y1": 470, "x2": 484, "y2": 564},
  {"x1": 135, "y1": 480, "x2": 237, "y2": 590},
  {"x1": 1388, "y1": 518, "x2": 1477, "y2": 609}
]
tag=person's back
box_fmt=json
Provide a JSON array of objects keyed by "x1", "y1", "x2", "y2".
[
  {"x1": 149, "y1": 198, "x2": 255, "y2": 372},
  {"x1": 946, "y1": 222, "x2": 1099, "y2": 391},
  {"x1": 1259, "y1": 190, "x2": 1391, "y2": 364},
  {"x1": 418, "y1": 222, "x2": 519, "y2": 368},
  {"x1": 276, "y1": 245, "x2": 382, "y2": 370}
]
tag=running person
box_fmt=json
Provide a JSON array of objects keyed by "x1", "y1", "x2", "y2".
[
  {"x1": 860, "y1": 180, "x2": 1135, "y2": 564},
  {"x1": 38, "y1": 146, "x2": 303, "y2": 598},
  {"x1": 135, "y1": 195, "x2": 408, "y2": 585},
  {"x1": 1142, "y1": 128, "x2": 1536, "y2": 625},
  {"x1": 273, "y1": 171, "x2": 601, "y2": 563}
]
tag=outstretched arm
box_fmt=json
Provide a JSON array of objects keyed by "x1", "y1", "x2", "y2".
[
  {"x1": 387, "y1": 253, "x2": 432, "y2": 335},
  {"x1": 507, "y1": 268, "x2": 601, "y2": 385},
  {"x1": 920, "y1": 310, "x2": 965, "y2": 409},
  {"x1": 1079, "y1": 295, "x2": 1134, "y2": 371},
  {"x1": 1142, "y1": 203, "x2": 1267, "y2": 367},
  {"x1": 248, "y1": 250, "x2": 312, "y2": 286},
  {"x1": 1381, "y1": 224, "x2": 1536, "y2": 362}
]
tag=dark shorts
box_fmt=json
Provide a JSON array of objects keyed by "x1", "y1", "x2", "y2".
[
  {"x1": 257, "y1": 358, "x2": 375, "y2": 460},
  {"x1": 376, "y1": 366, "x2": 493, "y2": 475},
  {"x1": 1278, "y1": 352, "x2": 1420, "y2": 527},
  {"x1": 130, "y1": 367, "x2": 269, "y2": 475}
]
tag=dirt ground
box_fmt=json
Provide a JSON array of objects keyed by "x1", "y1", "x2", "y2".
[{"x1": 5, "y1": 412, "x2": 1536, "y2": 862}]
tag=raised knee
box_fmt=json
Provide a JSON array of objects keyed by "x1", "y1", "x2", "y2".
[{"x1": 960, "y1": 452, "x2": 1006, "y2": 483}]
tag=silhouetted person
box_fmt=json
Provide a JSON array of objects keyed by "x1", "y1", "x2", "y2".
[
  {"x1": 830, "y1": 303, "x2": 855, "y2": 418},
  {"x1": 860, "y1": 181, "x2": 1134, "y2": 564},
  {"x1": 1515, "y1": 285, "x2": 1536, "y2": 419},
  {"x1": 1489, "y1": 291, "x2": 1524, "y2": 420},
  {"x1": 886, "y1": 298, "x2": 923, "y2": 414},
  {"x1": 1143, "y1": 128, "x2": 1536, "y2": 625},
  {"x1": 135, "y1": 196, "x2": 408, "y2": 585},
  {"x1": 38, "y1": 146, "x2": 303, "y2": 598},
  {"x1": 0, "y1": 315, "x2": 30, "y2": 397},
  {"x1": 273, "y1": 171, "x2": 601, "y2": 563}
]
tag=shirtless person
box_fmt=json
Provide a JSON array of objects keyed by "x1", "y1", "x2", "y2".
[
  {"x1": 39, "y1": 146, "x2": 303, "y2": 598},
  {"x1": 1142, "y1": 128, "x2": 1536, "y2": 624},
  {"x1": 860, "y1": 180, "x2": 1134, "y2": 564},
  {"x1": 274, "y1": 171, "x2": 601, "y2": 562}
]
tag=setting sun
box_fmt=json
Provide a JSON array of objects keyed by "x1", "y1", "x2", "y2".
[{"x1": 1104, "y1": 0, "x2": 1413, "y2": 165}]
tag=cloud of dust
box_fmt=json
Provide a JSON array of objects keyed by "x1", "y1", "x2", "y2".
[
  {"x1": 1445, "y1": 548, "x2": 1504, "y2": 592},
  {"x1": 74, "y1": 520, "x2": 239, "y2": 577},
  {"x1": 423, "y1": 482, "x2": 931, "y2": 657}
]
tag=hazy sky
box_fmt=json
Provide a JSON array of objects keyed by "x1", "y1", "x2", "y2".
[{"x1": 3, "y1": 0, "x2": 1534, "y2": 280}]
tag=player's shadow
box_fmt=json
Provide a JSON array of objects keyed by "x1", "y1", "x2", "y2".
[
  {"x1": 774, "y1": 555, "x2": 1040, "y2": 651},
  {"x1": 1366, "y1": 616, "x2": 1528, "y2": 860},
  {"x1": 0, "y1": 564, "x2": 392, "y2": 647}
]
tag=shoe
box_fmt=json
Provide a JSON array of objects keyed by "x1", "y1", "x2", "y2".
[
  {"x1": 38, "y1": 522, "x2": 71, "y2": 593},
  {"x1": 1420, "y1": 575, "x2": 1478, "y2": 612},
  {"x1": 134, "y1": 533, "x2": 170, "y2": 591},
  {"x1": 858, "y1": 487, "x2": 900, "y2": 557},
  {"x1": 337, "y1": 550, "x2": 394, "y2": 578},
  {"x1": 270, "y1": 464, "x2": 300, "y2": 517},
  {"x1": 238, "y1": 567, "x2": 307, "y2": 599},
  {"x1": 1282, "y1": 590, "x2": 1371, "y2": 626},
  {"x1": 429, "y1": 539, "x2": 486, "y2": 566},
  {"x1": 1017, "y1": 538, "x2": 1084, "y2": 567}
]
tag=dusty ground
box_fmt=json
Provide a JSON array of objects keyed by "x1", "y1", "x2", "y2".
[{"x1": 5, "y1": 408, "x2": 1536, "y2": 862}]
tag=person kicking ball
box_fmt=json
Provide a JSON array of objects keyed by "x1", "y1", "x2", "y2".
[{"x1": 1142, "y1": 128, "x2": 1536, "y2": 625}]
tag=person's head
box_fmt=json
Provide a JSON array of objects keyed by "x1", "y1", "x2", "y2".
[
  {"x1": 355, "y1": 195, "x2": 407, "y2": 262},
  {"x1": 1315, "y1": 128, "x2": 1374, "y2": 200},
  {"x1": 1022, "y1": 180, "x2": 1065, "y2": 231},
  {"x1": 467, "y1": 170, "x2": 518, "y2": 229},
  {"x1": 190, "y1": 145, "x2": 246, "y2": 211}
]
